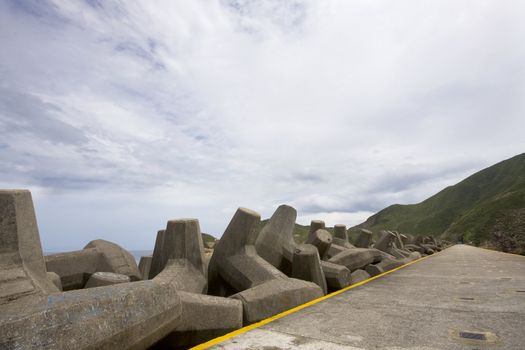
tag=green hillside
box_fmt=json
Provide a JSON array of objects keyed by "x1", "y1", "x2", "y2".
[{"x1": 350, "y1": 153, "x2": 525, "y2": 254}]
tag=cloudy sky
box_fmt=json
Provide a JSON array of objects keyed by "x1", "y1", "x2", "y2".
[{"x1": 1, "y1": 0, "x2": 524, "y2": 251}]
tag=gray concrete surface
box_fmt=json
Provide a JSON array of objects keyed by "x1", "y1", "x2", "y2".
[{"x1": 207, "y1": 245, "x2": 525, "y2": 349}]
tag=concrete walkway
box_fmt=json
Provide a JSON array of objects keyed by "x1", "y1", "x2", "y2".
[{"x1": 203, "y1": 245, "x2": 525, "y2": 349}]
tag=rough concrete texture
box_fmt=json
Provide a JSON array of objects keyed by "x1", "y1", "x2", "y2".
[
  {"x1": 84, "y1": 239, "x2": 141, "y2": 279},
  {"x1": 0, "y1": 281, "x2": 182, "y2": 350},
  {"x1": 292, "y1": 244, "x2": 327, "y2": 295},
  {"x1": 153, "y1": 291, "x2": 242, "y2": 349},
  {"x1": 321, "y1": 261, "x2": 352, "y2": 291},
  {"x1": 255, "y1": 204, "x2": 297, "y2": 275},
  {"x1": 0, "y1": 190, "x2": 59, "y2": 305},
  {"x1": 308, "y1": 220, "x2": 325, "y2": 235},
  {"x1": 327, "y1": 248, "x2": 382, "y2": 271},
  {"x1": 149, "y1": 219, "x2": 206, "y2": 280},
  {"x1": 333, "y1": 224, "x2": 355, "y2": 249},
  {"x1": 84, "y1": 271, "x2": 130, "y2": 288},
  {"x1": 208, "y1": 245, "x2": 525, "y2": 350},
  {"x1": 138, "y1": 255, "x2": 152, "y2": 280},
  {"x1": 46, "y1": 272, "x2": 62, "y2": 291},
  {"x1": 350, "y1": 269, "x2": 371, "y2": 283},
  {"x1": 305, "y1": 229, "x2": 333, "y2": 258},
  {"x1": 354, "y1": 229, "x2": 373, "y2": 248},
  {"x1": 373, "y1": 230, "x2": 397, "y2": 252},
  {"x1": 45, "y1": 248, "x2": 102, "y2": 290},
  {"x1": 208, "y1": 207, "x2": 323, "y2": 324},
  {"x1": 45, "y1": 239, "x2": 141, "y2": 290},
  {"x1": 149, "y1": 229, "x2": 166, "y2": 278},
  {"x1": 230, "y1": 278, "x2": 323, "y2": 325},
  {"x1": 324, "y1": 243, "x2": 347, "y2": 260},
  {"x1": 149, "y1": 219, "x2": 207, "y2": 294}
]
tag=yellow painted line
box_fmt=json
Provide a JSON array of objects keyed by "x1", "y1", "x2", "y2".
[{"x1": 191, "y1": 249, "x2": 445, "y2": 349}]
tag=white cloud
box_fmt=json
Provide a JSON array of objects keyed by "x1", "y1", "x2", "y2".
[{"x1": 0, "y1": 0, "x2": 524, "y2": 250}]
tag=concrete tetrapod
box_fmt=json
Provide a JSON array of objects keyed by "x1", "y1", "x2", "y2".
[
  {"x1": 45, "y1": 239, "x2": 141, "y2": 290},
  {"x1": 0, "y1": 190, "x2": 59, "y2": 305},
  {"x1": 255, "y1": 204, "x2": 297, "y2": 275},
  {"x1": 327, "y1": 248, "x2": 383, "y2": 272},
  {"x1": 151, "y1": 218, "x2": 243, "y2": 348},
  {"x1": 0, "y1": 280, "x2": 183, "y2": 350},
  {"x1": 332, "y1": 224, "x2": 354, "y2": 249},
  {"x1": 150, "y1": 219, "x2": 207, "y2": 294},
  {"x1": 0, "y1": 189, "x2": 184, "y2": 350},
  {"x1": 208, "y1": 208, "x2": 323, "y2": 325},
  {"x1": 292, "y1": 244, "x2": 327, "y2": 295},
  {"x1": 138, "y1": 256, "x2": 152, "y2": 280},
  {"x1": 354, "y1": 229, "x2": 373, "y2": 248},
  {"x1": 321, "y1": 261, "x2": 352, "y2": 291},
  {"x1": 350, "y1": 269, "x2": 371, "y2": 283},
  {"x1": 305, "y1": 228, "x2": 333, "y2": 259}
]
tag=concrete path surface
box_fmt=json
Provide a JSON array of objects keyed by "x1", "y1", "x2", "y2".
[{"x1": 201, "y1": 245, "x2": 525, "y2": 349}]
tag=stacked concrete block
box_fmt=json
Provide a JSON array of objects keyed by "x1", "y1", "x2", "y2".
[
  {"x1": 332, "y1": 224, "x2": 354, "y2": 248},
  {"x1": 0, "y1": 190, "x2": 59, "y2": 305},
  {"x1": 45, "y1": 239, "x2": 141, "y2": 290},
  {"x1": 153, "y1": 292, "x2": 242, "y2": 349},
  {"x1": 1, "y1": 280, "x2": 183, "y2": 350},
  {"x1": 255, "y1": 204, "x2": 297, "y2": 275},
  {"x1": 150, "y1": 218, "x2": 244, "y2": 348},
  {"x1": 327, "y1": 247, "x2": 383, "y2": 271},
  {"x1": 350, "y1": 269, "x2": 371, "y2": 283},
  {"x1": 354, "y1": 228, "x2": 373, "y2": 248},
  {"x1": 0, "y1": 190, "x2": 184, "y2": 350},
  {"x1": 306, "y1": 227, "x2": 333, "y2": 258},
  {"x1": 321, "y1": 261, "x2": 352, "y2": 291},
  {"x1": 208, "y1": 207, "x2": 323, "y2": 324},
  {"x1": 292, "y1": 244, "x2": 327, "y2": 295},
  {"x1": 150, "y1": 219, "x2": 207, "y2": 294}
]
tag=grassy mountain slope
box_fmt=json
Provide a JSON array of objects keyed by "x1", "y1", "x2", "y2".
[{"x1": 350, "y1": 153, "x2": 525, "y2": 253}]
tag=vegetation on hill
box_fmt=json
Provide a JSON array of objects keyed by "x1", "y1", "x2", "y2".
[
  {"x1": 201, "y1": 232, "x2": 217, "y2": 245},
  {"x1": 350, "y1": 153, "x2": 525, "y2": 254}
]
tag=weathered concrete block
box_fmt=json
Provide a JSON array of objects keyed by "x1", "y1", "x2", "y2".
[
  {"x1": 350, "y1": 269, "x2": 371, "y2": 284},
  {"x1": 308, "y1": 220, "x2": 325, "y2": 235},
  {"x1": 324, "y1": 243, "x2": 347, "y2": 260},
  {"x1": 46, "y1": 272, "x2": 62, "y2": 291},
  {"x1": 365, "y1": 263, "x2": 384, "y2": 277},
  {"x1": 149, "y1": 219, "x2": 206, "y2": 281},
  {"x1": 84, "y1": 271, "x2": 130, "y2": 288},
  {"x1": 0, "y1": 281, "x2": 182, "y2": 350},
  {"x1": 45, "y1": 239, "x2": 140, "y2": 291},
  {"x1": 292, "y1": 244, "x2": 327, "y2": 295},
  {"x1": 333, "y1": 224, "x2": 354, "y2": 248},
  {"x1": 85, "y1": 239, "x2": 141, "y2": 280},
  {"x1": 138, "y1": 255, "x2": 152, "y2": 280},
  {"x1": 321, "y1": 261, "x2": 352, "y2": 291},
  {"x1": 208, "y1": 208, "x2": 323, "y2": 324},
  {"x1": 305, "y1": 229, "x2": 332, "y2": 258},
  {"x1": 327, "y1": 248, "x2": 382, "y2": 271},
  {"x1": 151, "y1": 219, "x2": 207, "y2": 294},
  {"x1": 230, "y1": 278, "x2": 322, "y2": 325},
  {"x1": 354, "y1": 229, "x2": 373, "y2": 248},
  {"x1": 45, "y1": 248, "x2": 102, "y2": 290},
  {"x1": 374, "y1": 230, "x2": 397, "y2": 252},
  {"x1": 148, "y1": 229, "x2": 166, "y2": 278},
  {"x1": 255, "y1": 204, "x2": 297, "y2": 275},
  {"x1": 0, "y1": 190, "x2": 58, "y2": 305},
  {"x1": 154, "y1": 291, "x2": 243, "y2": 349}
]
